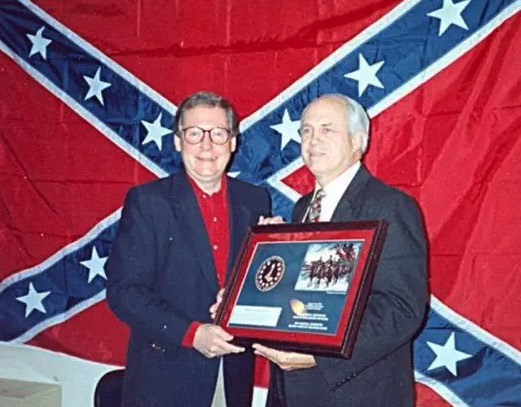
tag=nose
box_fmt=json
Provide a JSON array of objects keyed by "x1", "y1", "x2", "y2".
[
  {"x1": 200, "y1": 131, "x2": 213, "y2": 150},
  {"x1": 309, "y1": 132, "x2": 322, "y2": 145}
]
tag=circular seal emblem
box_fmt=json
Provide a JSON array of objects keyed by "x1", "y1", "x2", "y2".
[{"x1": 255, "y1": 256, "x2": 285, "y2": 292}]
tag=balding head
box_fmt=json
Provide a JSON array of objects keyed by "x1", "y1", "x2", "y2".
[{"x1": 302, "y1": 94, "x2": 370, "y2": 152}]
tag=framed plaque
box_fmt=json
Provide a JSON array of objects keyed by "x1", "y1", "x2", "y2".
[{"x1": 215, "y1": 220, "x2": 388, "y2": 359}]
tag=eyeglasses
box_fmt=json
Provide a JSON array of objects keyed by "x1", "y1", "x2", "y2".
[
  {"x1": 298, "y1": 125, "x2": 344, "y2": 139},
  {"x1": 180, "y1": 126, "x2": 232, "y2": 145}
]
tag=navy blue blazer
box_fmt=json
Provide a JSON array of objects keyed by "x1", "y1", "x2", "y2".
[
  {"x1": 268, "y1": 166, "x2": 428, "y2": 407},
  {"x1": 106, "y1": 172, "x2": 270, "y2": 407}
]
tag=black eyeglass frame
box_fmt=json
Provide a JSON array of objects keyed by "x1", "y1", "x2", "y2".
[{"x1": 180, "y1": 126, "x2": 233, "y2": 145}]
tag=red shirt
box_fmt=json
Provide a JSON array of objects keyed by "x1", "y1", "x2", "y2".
[{"x1": 182, "y1": 176, "x2": 230, "y2": 347}]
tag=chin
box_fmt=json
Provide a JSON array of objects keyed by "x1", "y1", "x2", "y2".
[
  {"x1": 308, "y1": 160, "x2": 327, "y2": 171},
  {"x1": 195, "y1": 172, "x2": 220, "y2": 180}
]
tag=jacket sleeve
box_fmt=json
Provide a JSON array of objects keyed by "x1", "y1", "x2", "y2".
[
  {"x1": 105, "y1": 187, "x2": 194, "y2": 350},
  {"x1": 314, "y1": 193, "x2": 429, "y2": 386}
]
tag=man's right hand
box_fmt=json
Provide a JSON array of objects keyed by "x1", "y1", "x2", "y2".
[{"x1": 193, "y1": 324, "x2": 245, "y2": 358}]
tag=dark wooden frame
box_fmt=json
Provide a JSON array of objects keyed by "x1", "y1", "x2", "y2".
[{"x1": 215, "y1": 220, "x2": 388, "y2": 358}]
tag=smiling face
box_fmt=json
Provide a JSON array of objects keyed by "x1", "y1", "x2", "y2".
[
  {"x1": 300, "y1": 97, "x2": 363, "y2": 187},
  {"x1": 174, "y1": 105, "x2": 236, "y2": 193}
]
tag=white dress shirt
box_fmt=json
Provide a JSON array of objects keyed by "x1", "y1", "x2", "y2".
[
  {"x1": 211, "y1": 359, "x2": 226, "y2": 407},
  {"x1": 304, "y1": 161, "x2": 361, "y2": 222}
]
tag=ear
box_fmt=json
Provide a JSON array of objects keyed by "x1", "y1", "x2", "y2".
[
  {"x1": 174, "y1": 135, "x2": 182, "y2": 152},
  {"x1": 230, "y1": 135, "x2": 237, "y2": 153},
  {"x1": 351, "y1": 131, "x2": 365, "y2": 153}
]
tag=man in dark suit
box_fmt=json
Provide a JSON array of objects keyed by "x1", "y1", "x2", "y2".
[
  {"x1": 253, "y1": 94, "x2": 428, "y2": 407},
  {"x1": 106, "y1": 91, "x2": 270, "y2": 407}
]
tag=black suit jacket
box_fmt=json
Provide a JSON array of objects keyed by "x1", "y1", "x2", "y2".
[
  {"x1": 106, "y1": 172, "x2": 270, "y2": 407},
  {"x1": 268, "y1": 166, "x2": 428, "y2": 407}
]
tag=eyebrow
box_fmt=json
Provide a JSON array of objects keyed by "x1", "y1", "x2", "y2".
[{"x1": 301, "y1": 122, "x2": 334, "y2": 126}]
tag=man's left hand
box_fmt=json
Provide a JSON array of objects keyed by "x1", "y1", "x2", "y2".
[{"x1": 252, "y1": 343, "x2": 316, "y2": 371}]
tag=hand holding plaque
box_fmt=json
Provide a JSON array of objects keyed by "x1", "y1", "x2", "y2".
[{"x1": 252, "y1": 343, "x2": 317, "y2": 371}]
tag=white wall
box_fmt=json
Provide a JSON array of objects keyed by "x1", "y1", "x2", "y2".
[
  {"x1": 0, "y1": 342, "x2": 267, "y2": 407},
  {"x1": 0, "y1": 342, "x2": 118, "y2": 407}
]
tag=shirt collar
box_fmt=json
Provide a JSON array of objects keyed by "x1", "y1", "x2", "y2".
[
  {"x1": 313, "y1": 161, "x2": 361, "y2": 200},
  {"x1": 188, "y1": 175, "x2": 228, "y2": 199}
]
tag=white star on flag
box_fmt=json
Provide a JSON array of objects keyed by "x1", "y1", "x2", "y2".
[
  {"x1": 270, "y1": 109, "x2": 301, "y2": 150},
  {"x1": 427, "y1": 0, "x2": 471, "y2": 36},
  {"x1": 141, "y1": 113, "x2": 172, "y2": 150},
  {"x1": 227, "y1": 171, "x2": 240, "y2": 178},
  {"x1": 26, "y1": 26, "x2": 52, "y2": 60},
  {"x1": 427, "y1": 332, "x2": 473, "y2": 376},
  {"x1": 344, "y1": 53, "x2": 385, "y2": 97},
  {"x1": 16, "y1": 282, "x2": 51, "y2": 318},
  {"x1": 83, "y1": 67, "x2": 112, "y2": 105},
  {"x1": 80, "y1": 247, "x2": 108, "y2": 283}
]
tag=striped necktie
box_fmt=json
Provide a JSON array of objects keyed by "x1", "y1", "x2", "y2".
[{"x1": 306, "y1": 189, "x2": 326, "y2": 223}]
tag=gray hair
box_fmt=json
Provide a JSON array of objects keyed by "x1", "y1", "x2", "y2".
[
  {"x1": 174, "y1": 91, "x2": 239, "y2": 136},
  {"x1": 304, "y1": 94, "x2": 370, "y2": 153}
]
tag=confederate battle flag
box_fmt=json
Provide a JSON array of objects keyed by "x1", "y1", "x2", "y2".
[{"x1": 1, "y1": 0, "x2": 521, "y2": 406}]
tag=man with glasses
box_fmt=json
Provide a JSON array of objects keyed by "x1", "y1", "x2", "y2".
[
  {"x1": 254, "y1": 94, "x2": 428, "y2": 407},
  {"x1": 107, "y1": 91, "x2": 270, "y2": 407}
]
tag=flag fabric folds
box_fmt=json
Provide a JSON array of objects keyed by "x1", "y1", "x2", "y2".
[{"x1": 1, "y1": 0, "x2": 521, "y2": 406}]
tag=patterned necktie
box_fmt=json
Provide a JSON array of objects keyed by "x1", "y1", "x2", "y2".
[{"x1": 307, "y1": 189, "x2": 326, "y2": 223}]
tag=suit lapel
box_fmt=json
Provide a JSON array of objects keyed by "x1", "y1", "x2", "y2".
[
  {"x1": 226, "y1": 180, "x2": 251, "y2": 283},
  {"x1": 331, "y1": 165, "x2": 370, "y2": 223},
  {"x1": 293, "y1": 194, "x2": 313, "y2": 223},
  {"x1": 167, "y1": 173, "x2": 219, "y2": 289}
]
